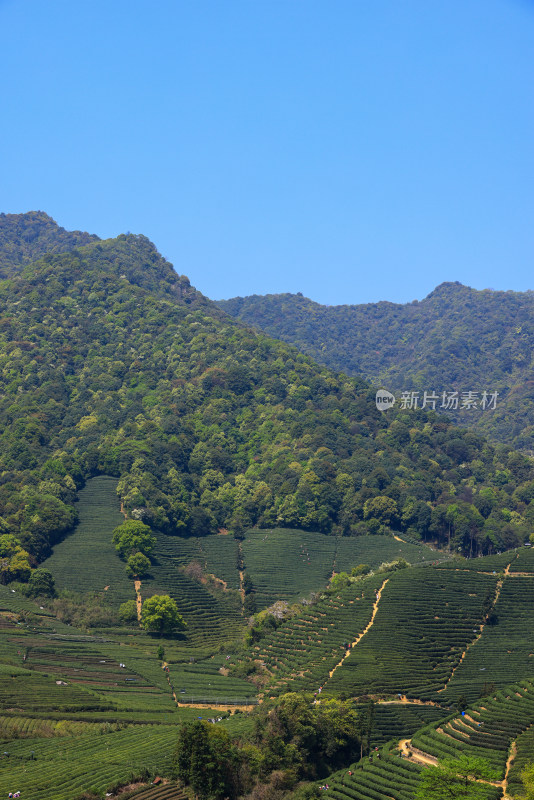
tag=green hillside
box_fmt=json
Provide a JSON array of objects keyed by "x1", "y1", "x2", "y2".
[
  {"x1": 239, "y1": 550, "x2": 534, "y2": 707},
  {"x1": 1, "y1": 215, "x2": 534, "y2": 797},
  {"x1": 43, "y1": 475, "x2": 131, "y2": 608},
  {"x1": 323, "y1": 682, "x2": 534, "y2": 800},
  {"x1": 0, "y1": 219, "x2": 533, "y2": 573},
  {"x1": 0, "y1": 210, "x2": 98, "y2": 279},
  {"x1": 218, "y1": 284, "x2": 534, "y2": 451}
]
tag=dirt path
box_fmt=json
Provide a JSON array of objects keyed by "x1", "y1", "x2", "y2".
[
  {"x1": 379, "y1": 695, "x2": 442, "y2": 708},
  {"x1": 326, "y1": 578, "x2": 389, "y2": 680},
  {"x1": 438, "y1": 564, "x2": 510, "y2": 694},
  {"x1": 399, "y1": 735, "x2": 515, "y2": 792},
  {"x1": 134, "y1": 579, "x2": 142, "y2": 621},
  {"x1": 399, "y1": 739, "x2": 438, "y2": 766},
  {"x1": 161, "y1": 660, "x2": 178, "y2": 703},
  {"x1": 174, "y1": 701, "x2": 255, "y2": 712},
  {"x1": 502, "y1": 741, "x2": 517, "y2": 799}
]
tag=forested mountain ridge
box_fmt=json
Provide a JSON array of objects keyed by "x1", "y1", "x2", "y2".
[
  {"x1": 218, "y1": 283, "x2": 534, "y2": 450},
  {"x1": 0, "y1": 211, "x2": 99, "y2": 279},
  {"x1": 1, "y1": 215, "x2": 534, "y2": 581}
]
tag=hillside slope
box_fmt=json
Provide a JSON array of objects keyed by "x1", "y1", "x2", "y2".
[
  {"x1": 0, "y1": 215, "x2": 533, "y2": 570},
  {"x1": 217, "y1": 284, "x2": 534, "y2": 451},
  {"x1": 0, "y1": 211, "x2": 99, "y2": 279}
]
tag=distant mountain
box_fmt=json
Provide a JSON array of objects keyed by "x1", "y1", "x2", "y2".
[
  {"x1": 1, "y1": 214, "x2": 533, "y2": 570},
  {"x1": 217, "y1": 283, "x2": 534, "y2": 451},
  {"x1": 0, "y1": 211, "x2": 99, "y2": 279}
]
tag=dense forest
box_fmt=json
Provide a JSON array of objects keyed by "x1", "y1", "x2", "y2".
[
  {"x1": 218, "y1": 285, "x2": 534, "y2": 452},
  {"x1": 1, "y1": 215, "x2": 534, "y2": 583},
  {"x1": 0, "y1": 211, "x2": 98, "y2": 280}
]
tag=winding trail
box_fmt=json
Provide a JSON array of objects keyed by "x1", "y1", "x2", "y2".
[
  {"x1": 502, "y1": 741, "x2": 517, "y2": 800},
  {"x1": 399, "y1": 739, "x2": 437, "y2": 766},
  {"x1": 326, "y1": 578, "x2": 389, "y2": 681},
  {"x1": 379, "y1": 695, "x2": 442, "y2": 708},
  {"x1": 161, "y1": 660, "x2": 177, "y2": 703},
  {"x1": 438, "y1": 564, "x2": 511, "y2": 694},
  {"x1": 399, "y1": 735, "x2": 516, "y2": 792}
]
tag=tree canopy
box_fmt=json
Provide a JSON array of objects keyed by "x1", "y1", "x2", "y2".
[
  {"x1": 140, "y1": 594, "x2": 186, "y2": 635},
  {"x1": 414, "y1": 755, "x2": 499, "y2": 800},
  {"x1": 218, "y1": 284, "x2": 534, "y2": 452},
  {"x1": 112, "y1": 521, "x2": 156, "y2": 559},
  {"x1": 0, "y1": 215, "x2": 533, "y2": 572}
]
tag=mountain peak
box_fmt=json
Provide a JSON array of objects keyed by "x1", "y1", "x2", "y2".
[
  {"x1": 0, "y1": 211, "x2": 99, "y2": 279},
  {"x1": 424, "y1": 281, "x2": 469, "y2": 300}
]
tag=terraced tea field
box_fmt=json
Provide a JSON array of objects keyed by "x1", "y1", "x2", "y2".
[
  {"x1": 443, "y1": 574, "x2": 534, "y2": 701},
  {"x1": 249, "y1": 573, "x2": 384, "y2": 695},
  {"x1": 410, "y1": 680, "x2": 534, "y2": 776},
  {"x1": 325, "y1": 567, "x2": 499, "y2": 699},
  {"x1": 6, "y1": 479, "x2": 534, "y2": 798},
  {"x1": 322, "y1": 684, "x2": 534, "y2": 800},
  {"x1": 241, "y1": 531, "x2": 445, "y2": 610},
  {"x1": 368, "y1": 703, "x2": 446, "y2": 747},
  {"x1": 199, "y1": 535, "x2": 240, "y2": 590},
  {"x1": 43, "y1": 476, "x2": 132, "y2": 608},
  {"x1": 334, "y1": 535, "x2": 446, "y2": 573},
  {"x1": 241, "y1": 528, "x2": 336, "y2": 608},
  {"x1": 143, "y1": 536, "x2": 244, "y2": 648},
  {"x1": 168, "y1": 656, "x2": 257, "y2": 704},
  {"x1": 0, "y1": 723, "x2": 178, "y2": 800},
  {"x1": 126, "y1": 785, "x2": 187, "y2": 800},
  {"x1": 506, "y1": 721, "x2": 534, "y2": 798},
  {"x1": 320, "y1": 749, "x2": 425, "y2": 800}
]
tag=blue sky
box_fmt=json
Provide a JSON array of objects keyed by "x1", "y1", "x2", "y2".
[{"x1": 1, "y1": 0, "x2": 532, "y2": 305}]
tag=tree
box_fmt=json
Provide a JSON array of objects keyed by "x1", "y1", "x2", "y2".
[
  {"x1": 118, "y1": 599, "x2": 138, "y2": 623},
  {"x1": 0, "y1": 539, "x2": 32, "y2": 584},
  {"x1": 125, "y1": 551, "x2": 151, "y2": 578},
  {"x1": 363, "y1": 496, "x2": 398, "y2": 527},
  {"x1": 140, "y1": 594, "x2": 186, "y2": 635},
  {"x1": 415, "y1": 756, "x2": 499, "y2": 800},
  {"x1": 329, "y1": 572, "x2": 351, "y2": 591},
  {"x1": 112, "y1": 520, "x2": 156, "y2": 559},
  {"x1": 26, "y1": 568, "x2": 55, "y2": 597},
  {"x1": 173, "y1": 720, "x2": 242, "y2": 800},
  {"x1": 520, "y1": 762, "x2": 534, "y2": 799}
]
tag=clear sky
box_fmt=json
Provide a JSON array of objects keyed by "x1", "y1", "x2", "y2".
[{"x1": 1, "y1": 0, "x2": 532, "y2": 305}]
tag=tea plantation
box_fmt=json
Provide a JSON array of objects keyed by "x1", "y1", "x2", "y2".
[
  {"x1": 2, "y1": 480, "x2": 534, "y2": 797},
  {"x1": 249, "y1": 573, "x2": 384, "y2": 695},
  {"x1": 42, "y1": 476, "x2": 132, "y2": 609},
  {"x1": 443, "y1": 574, "x2": 534, "y2": 701}
]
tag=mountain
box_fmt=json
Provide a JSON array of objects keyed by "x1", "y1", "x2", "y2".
[
  {"x1": 0, "y1": 210, "x2": 99, "y2": 279},
  {"x1": 0, "y1": 214, "x2": 534, "y2": 797},
  {"x1": 217, "y1": 283, "x2": 534, "y2": 451},
  {"x1": 0, "y1": 214, "x2": 533, "y2": 573}
]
